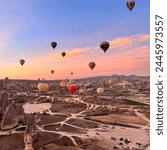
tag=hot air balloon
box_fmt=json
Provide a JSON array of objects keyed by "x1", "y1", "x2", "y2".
[
  {"x1": 97, "y1": 87, "x2": 104, "y2": 95},
  {"x1": 20, "y1": 59, "x2": 25, "y2": 66},
  {"x1": 76, "y1": 84, "x2": 80, "y2": 90},
  {"x1": 51, "y1": 42, "x2": 57, "y2": 49},
  {"x1": 126, "y1": 0, "x2": 135, "y2": 11},
  {"x1": 100, "y1": 41, "x2": 110, "y2": 53},
  {"x1": 84, "y1": 83, "x2": 92, "y2": 89},
  {"x1": 79, "y1": 83, "x2": 84, "y2": 88},
  {"x1": 61, "y1": 52, "x2": 66, "y2": 57},
  {"x1": 71, "y1": 72, "x2": 73, "y2": 75},
  {"x1": 5, "y1": 77, "x2": 9, "y2": 80},
  {"x1": 108, "y1": 79, "x2": 113, "y2": 86},
  {"x1": 60, "y1": 80, "x2": 67, "y2": 88},
  {"x1": 89, "y1": 62, "x2": 96, "y2": 70},
  {"x1": 51, "y1": 70, "x2": 54, "y2": 74},
  {"x1": 37, "y1": 83, "x2": 49, "y2": 92},
  {"x1": 68, "y1": 84, "x2": 77, "y2": 94},
  {"x1": 79, "y1": 89, "x2": 85, "y2": 94}
]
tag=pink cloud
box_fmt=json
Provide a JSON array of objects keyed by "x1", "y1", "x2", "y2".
[
  {"x1": 0, "y1": 34, "x2": 150, "y2": 79},
  {"x1": 109, "y1": 34, "x2": 149, "y2": 49},
  {"x1": 52, "y1": 47, "x2": 89, "y2": 61},
  {"x1": 66, "y1": 48, "x2": 89, "y2": 57},
  {"x1": 92, "y1": 46, "x2": 150, "y2": 76}
]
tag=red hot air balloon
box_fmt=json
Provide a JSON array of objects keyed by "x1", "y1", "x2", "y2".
[{"x1": 68, "y1": 84, "x2": 77, "y2": 94}]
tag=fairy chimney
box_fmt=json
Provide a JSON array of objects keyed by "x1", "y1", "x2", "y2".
[{"x1": 24, "y1": 133, "x2": 34, "y2": 150}]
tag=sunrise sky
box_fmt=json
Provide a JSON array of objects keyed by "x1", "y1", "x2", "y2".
[{"x1": 0, "y1": 0, "x2": 150, "y2": 80}]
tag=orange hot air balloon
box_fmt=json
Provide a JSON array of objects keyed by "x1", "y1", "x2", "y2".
[
  {"x1": 108, "y1": 79, "x2": 113, "y2": 86},
  {"x1": 68, "y1": 84, "x2": 77, "y2": 94}
]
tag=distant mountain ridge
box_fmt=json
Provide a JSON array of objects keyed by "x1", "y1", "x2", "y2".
[{"x1": 0, "y1": 74, "x2": 150, "y2": 82}]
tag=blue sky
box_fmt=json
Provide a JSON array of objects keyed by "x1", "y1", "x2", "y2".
[{"x1": 0, "y1": 0, "x2": 150, "y2": 79}]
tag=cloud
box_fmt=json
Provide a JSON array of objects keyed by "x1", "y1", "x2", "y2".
[
  {"x1": 67, "y1": 48, "x2": 89, "y2": 57},
  {"x1": 51, "y1": 47, "x2": 90, "y2": 61},
  {"x1": 96, "y1": 46, "x2": 150, "y2": 74},
  {"x1": 0, "y1": 34, "x2": 150, "y2": 79},
  {"x1": 109, "y1": 34, "x2": 149, "y2": 50}
]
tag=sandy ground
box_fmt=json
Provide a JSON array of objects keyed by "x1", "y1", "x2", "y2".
[
  {"x1": 89, "y1": 114, "x2": 148, "y2": 126},
  {"x1": 0, "y1": 78, "x2": 150, "y2": 150},
  {"x1": 0, "y1": 95, "x2": 150, "y2": 150}
]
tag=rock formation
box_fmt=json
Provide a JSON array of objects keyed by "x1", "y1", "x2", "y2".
[
  {"x1": 24, "y1": 133, "x2": 34, "y2": 150},
  {"x1": 24, "y1": 113, "x2": 41, "y2": 150},
  {"x1": 0, "y1": 91, "x2": 10, "y2": 117},
  {"x1": 1, "y1": 101, "x2": 18, "y2": 130}
]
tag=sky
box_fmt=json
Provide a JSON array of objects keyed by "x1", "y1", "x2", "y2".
[{"x1": 0, "y1": 0, "x2": 150, "y2": 80}]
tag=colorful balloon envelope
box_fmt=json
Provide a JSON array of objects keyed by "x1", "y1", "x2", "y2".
[
  {"x1": 79, "y1": 89, "x2": 85, "y2": 94},
  {"x1": 97, "y1": 87, "x2": 104, "y2": 95},
  {"x1": 37, "y1": 83, "x2": 49, "y2": 92},
  {"x1": 68, "y1": 84, "x2": 77, "y2": 94},
  {"x1": 108, "y1": 79, "x2": 113, "y2": 85}
]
